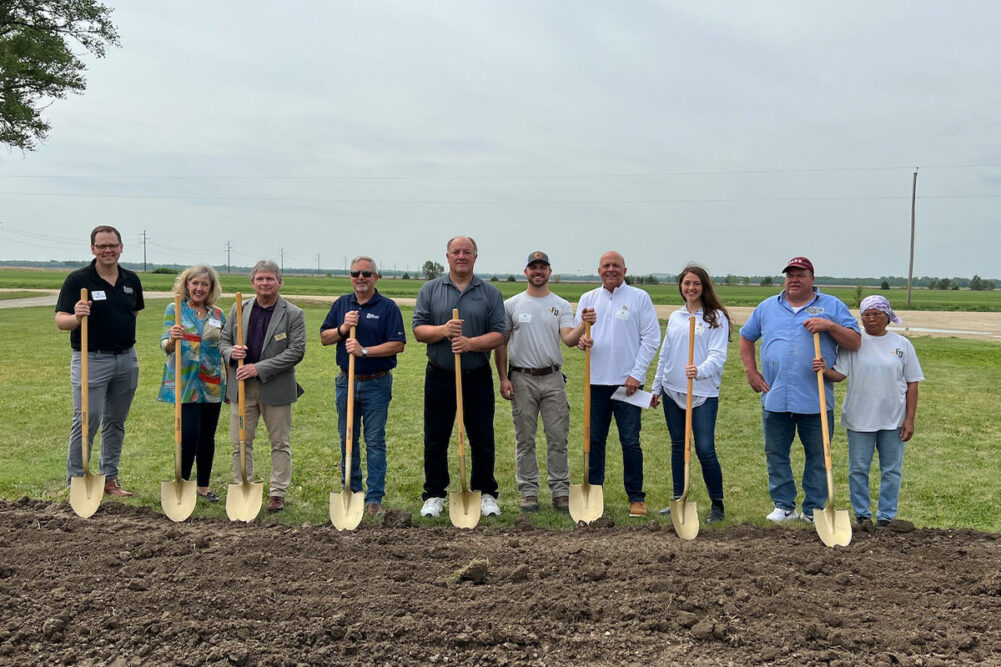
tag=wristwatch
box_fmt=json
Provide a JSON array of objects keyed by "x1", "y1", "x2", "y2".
[{"x1": 361, "y1": 347, "x2": 369, "y2": 357}]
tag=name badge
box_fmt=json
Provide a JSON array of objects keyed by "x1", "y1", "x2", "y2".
[
  {"x1": 806, "y1": 306, "x2": 824, "y2": 315},
  {"x1": 518, "y1": 313, "x2": 533, "y2": 323},
  {"x1": 615, "y1": 306, "x2": 630, "y2": 320},
  {"x1": 92, "y1": 290, "x2": 107, "y2": 301},
  {"x1": 695, "y1": 322, "x2": 706, "y2": 336},
  {"x1": 274, "y1": 332, "x2": 287, "y2": 342},
  {"x1": 207, "y1": 317, "x2": 222, "y2": 328}
]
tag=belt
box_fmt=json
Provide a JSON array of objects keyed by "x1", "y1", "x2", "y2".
[
  {"x1": 88, "y1": 349, "x2": 131, "y2": 355},
  {"x1": 427, "y1": 359, "x2": 486, "y2": 374},
  {"x1": 510, "y1": 364, "x2": 560, "y2": 377},
  {"x1": 340, "y1": 369, "x2": 391, "y2": 382}
]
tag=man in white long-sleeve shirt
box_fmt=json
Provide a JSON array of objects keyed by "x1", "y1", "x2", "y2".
[{"x1": 576, "y1": 251, "x2": 660, "y2": 517}]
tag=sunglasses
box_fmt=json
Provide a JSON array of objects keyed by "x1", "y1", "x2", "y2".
[{"x1": 350, "y1": 270, "x2": 374, "y2": 278}]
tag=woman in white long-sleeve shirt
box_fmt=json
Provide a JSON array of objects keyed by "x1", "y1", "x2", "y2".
[{"x1": 650, "y1": 265, "x2": 731, "y2": 524}]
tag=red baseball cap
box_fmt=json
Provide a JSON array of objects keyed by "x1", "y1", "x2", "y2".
[{"x1": 782, "y1": 256, "x2": 814, "y2": 273}]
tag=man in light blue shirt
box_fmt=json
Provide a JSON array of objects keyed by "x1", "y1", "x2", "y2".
[{"x1": 739, "y1": 257, "x2": 860, "y2": 523}]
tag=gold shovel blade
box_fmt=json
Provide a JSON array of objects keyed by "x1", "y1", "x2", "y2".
[
  {"x1": 449, "y1": 489, "x2": 482, "y2": 529},
  {"x1": 669, "y1": 498, "x2": 700, "y2": 540},
  {"x1": 226, "y1": 480, "x2": 263, "y2": 522},
  {"x1": 329, "y1": 489, "x2": 365, "y2": 531},
  {"x1": 568, "y1": 483, "x2": 603, "y2": 524},
  {"x1": 814, "y1": 505, "x2": 853, "y2": 547},
  {"x1": 160, "y1": 479, "x2": 198, "y2": 523},
  {"x1": 69, "y1": 472, "x2": 106, "y2": 519}
]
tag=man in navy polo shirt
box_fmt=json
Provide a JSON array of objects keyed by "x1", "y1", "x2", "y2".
[
  {"x1": 739, "y1": 256, "x2": 861, "y2": 524},
  {"x1": 55, "y1": 225, "x2": 144, "y2": 497},
  {"x1": 321, "y1": 256, "x2": 406, "y2": 516}
]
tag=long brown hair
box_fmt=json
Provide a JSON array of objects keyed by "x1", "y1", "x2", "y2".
[{"x1": 678, "y1": 264, "x2": 732, "y2": 341}]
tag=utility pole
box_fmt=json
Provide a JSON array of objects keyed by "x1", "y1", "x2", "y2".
[
  {"x1": 225, "y1": 242, "x2": 231, "y2": 274},
  {"x1": 280, "y1": 248, "x2": 284, "y2": 273},
  {"x1": 906, "y1": 167, "x2": 918, "y2": 306},
  {"x1": 142, "y1": 230, "x2": 148, "y2": 272},
  {"x1": 316, "y1": 253, "x2": 321, "y2": 277}
]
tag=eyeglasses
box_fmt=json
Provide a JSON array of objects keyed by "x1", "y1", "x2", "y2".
[
  {"x1": 350, "y1": 270, "x2": 374, "y2": 278},
  {"x1": 93, "y1": 243, "x2": 121, "y2": 251}
]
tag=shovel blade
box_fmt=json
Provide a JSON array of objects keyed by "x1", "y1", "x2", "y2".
[
  {"x1": 329, "y1": 489, "x2": 365, "y2": 531},
  {"x1": 815, "y1": 505, "x2": 853, "y2": 547},
  {"x1": 669, "y1": 498, "x2": 700, "y2": 540},
  {"x1": 69, "y1": 472, "x2": 106, "y2": 519},
  {"x1": 226, "y1": 480, "x2": 263, "y2": 522},
  {"x1": 160, "y1": 479, "x2": 198, "y2": 523},
  {"x1": 449, "y1": 490, "x2": 481, "y2": 529},
  {"x1": 568, "y1": 483, "x2": 603, "y2": 524}
]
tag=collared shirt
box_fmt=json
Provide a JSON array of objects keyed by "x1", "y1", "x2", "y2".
[
  {"x1": 55, "y1": 259, "x2": 145, "y2": 351},
  {"x1": 503, "y1": 291, "x2": 574, "y2": 368},
  {"x1": 574, "y1": 282, "x2": 660, "y2": 386},
  {"x1": 245, "y1": 301, "x2": 275, "y2": 364},
  {"x1": 157, "y1": 299, "x2": 227, "y2": 403},
  {"x1": 320, "y1": 289, "x2": 406, "y2": 374},
  {"x1": 412, "y1": 274, "x2": 505, "y2": 371},
  {"x1": 651, "y1": 306, "x2": 730, "y2": 399},
  {"x1": 740, "y1": 287, "x2": 859, "y2": 413}
]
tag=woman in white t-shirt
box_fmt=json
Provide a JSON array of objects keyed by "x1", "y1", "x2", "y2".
[
  {"x1": 814, "y1": 295, "x2": 923, "y2": 527},
  {"x1": 650, "y1": 265, "x2": 732, "y2": 524}
]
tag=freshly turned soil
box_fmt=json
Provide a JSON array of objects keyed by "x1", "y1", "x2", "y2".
[{"x1": 1, "y1": 498, "x2": 999, "y2": 666}]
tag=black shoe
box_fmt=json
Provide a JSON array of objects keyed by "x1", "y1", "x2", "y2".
[
  {"x1": 657, "y1": 506, "x2": 672, "y2": 516},
  {"x1": 706, "y1": 500, "x2": 725, "y2": 525},
  {"x1": 856, "y1": 515, "x2": 872, "y2": 527},
  {"x1": 876, "y1": 518, "x2": 891, "y2": 527},
  {"x1": 198, "y1": 490, "x2": 220, "y2": 503}
]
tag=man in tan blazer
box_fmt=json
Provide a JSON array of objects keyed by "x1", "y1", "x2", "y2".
[{"x1": 220, "y1": 260, "x2": 306, "y2": 512}]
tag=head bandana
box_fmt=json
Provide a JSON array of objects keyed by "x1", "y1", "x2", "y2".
[{"x1": 859, "y1": 295, "x2": 902, "y2": 325}]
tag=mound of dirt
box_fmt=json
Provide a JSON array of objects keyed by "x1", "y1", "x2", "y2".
[{"x1": 0, "y1": 498, "x2": 998, "y2": 665}]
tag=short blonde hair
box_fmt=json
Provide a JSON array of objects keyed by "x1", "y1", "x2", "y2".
[{"x1": 172, "y1": 265, "x2": 222, "y2": 307}]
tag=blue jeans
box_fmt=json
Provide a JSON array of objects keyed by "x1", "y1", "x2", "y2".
[
  {"x1": 762, "y1": 410, "x2": 832, "y2": 517},
  {"x1": 661, "y1": 395, "x2": 723, "y2": 500},
  {"x1": 846, "y1": 429, "x2": 905, "y2": 522},
  {"x1": 589, "y1": 385, "x2": 644, "y2": 502},
  {"x1": 336, "y1": 372, "x2": 392, "y2": 504}
]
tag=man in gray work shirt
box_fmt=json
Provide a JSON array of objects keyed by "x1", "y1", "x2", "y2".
[{"x1": 412, "y1": 236, "x2": 506, "y2": 518}]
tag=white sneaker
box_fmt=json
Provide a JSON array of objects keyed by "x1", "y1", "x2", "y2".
[
  {"x1": 801, "y1": 512, "x2": 814, "y2": 524},
  {"x1": 481, "y1": 494, "x2": 500, "y2": 517},
  {"x1": 420, "y1": 497, "x2": 445, "y2": 518},
  {"x1": 766, "y1": 506, "x2": 799, "y2": 523}
]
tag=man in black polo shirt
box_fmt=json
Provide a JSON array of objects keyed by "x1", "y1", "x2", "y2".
[
  {"x1": 55, "y1": 225, "x2": 144, "y2": 497},
  {"x1": 412, "y1": 236, "x2": 506, "y2": 518},
  {"x1": 320, "y1": 256, "x2": 406, "y2": 517}
]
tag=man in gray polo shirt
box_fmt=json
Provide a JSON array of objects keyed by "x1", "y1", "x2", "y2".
[
  {"x1": 413, "y1": 236, "x2": 506, "y2": 518},
  {"x1": 494, "y1": 251, "x2": 592, "y2": 512}
]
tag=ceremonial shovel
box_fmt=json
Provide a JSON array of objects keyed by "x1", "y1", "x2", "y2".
[
  {"x1": 449, "y1": 308, "x2": 481, "y2": 529},
  {"x1": 813, "y1": 333, "x2": 852, "y2": 547},
  {"x1": 669, "y1": 314, "x2": 699, "y2": 540},
  {"x1": 161, "y1": 294, "x2": 197, "y2": 522},
  {"x1": 330, "y1": 325, "x2": 365, "y2": 530},
  {"x1": 226, "y1": 293, "x2": 264, "y2": 522},
  {"x1": 569, "y1": 322, "x2": 603, "y2": 524},
  {"x1": 69, "y1": 288, "x2": 105, "y2": 518}
]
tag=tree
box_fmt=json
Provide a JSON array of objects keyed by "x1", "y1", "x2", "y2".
[
  {"x1": 880, "y1": 279, "x2": 890, "y2": 290},
  {"x1": 506, "y1": 274, "x2": 516, "y2": 282},
  {"x1": 401, "y1": 272, "x2": 410, "y2": 280},
  {"x1": 422, "y1": 260, "x2": 443, "y2": 280},
  {"x1": 725, "y1": 274, "x2": 737, "y2": 286},
  {"x1": 760, "y1": 276, "x2": 774, "y2": 287},
  {"x1": 742, "y1": 276, "x2": 751, "y2": 286},
  {"x1": 1, "y1": 0, "x2": 120, "y2": 151}
]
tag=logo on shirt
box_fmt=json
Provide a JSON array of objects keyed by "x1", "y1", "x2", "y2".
[
  {"x1": 806, "y1": 306, "x2": 824, "y2": 315},
  {"x1": 366, "y1": 313, "x2": 381, "y2": 319},
  {"x1": 895, "y1": 348, "x2": 904, "y2": 358},
  {"x1": 549, "y1": 307, "x2": 560, "y2": 317},
  {"x1": 123, "y1": 286, "x2": 134, "y2": 294}
]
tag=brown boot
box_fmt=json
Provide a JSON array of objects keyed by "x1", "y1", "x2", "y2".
[
  {"x1": 267, "y1": 495, "x2": 285, "y2": 512},
  {"x1": 104, "y1": 477, "x2": 133, "y2": 497},
  {"x1": 628, "y1": 501, "x2": 647, "y2": 517}
]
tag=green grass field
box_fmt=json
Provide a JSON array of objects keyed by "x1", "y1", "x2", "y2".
[
  {"x1": 1, "y1": 268, "x2": 999, "y2": 311},
  {"x1": 1, "y1": 297, "x2": 998, "y2": 531}
]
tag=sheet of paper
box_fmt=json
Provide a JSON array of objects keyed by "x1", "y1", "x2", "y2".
[{"x1": 610, "y1": 387, "x2": 653, "y2": 409}]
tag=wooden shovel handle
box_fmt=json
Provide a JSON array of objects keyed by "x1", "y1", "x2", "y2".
[
  {"x1": 174, "y1": 294, "x2": 183, "y2": 481},
  {"x1": 235, "y1": 293, "x2": 246, "y2": 442},
  {"x1": 344, "y1": 326, "x2": 357, "y2": 487},
  {"x1": 583, "y1": 321, "x2": 591, "y2": 469},
  {"x1": 79, "y1": 288, "x2": 89, "y2": 470},
  {"x1": 685, "y1": 315, "x2": 695, "y2": 465},
  {"x1": 452, "y1": 308, "x2": 468, "y2": 492},
  {"x1": 813, "y1": 333, "x2": 833, "y2": 469}
]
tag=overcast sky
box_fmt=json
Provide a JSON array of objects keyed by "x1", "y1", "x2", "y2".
[{"x1": 1, "y1": 1, "x2": 998, "y2": 279}]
